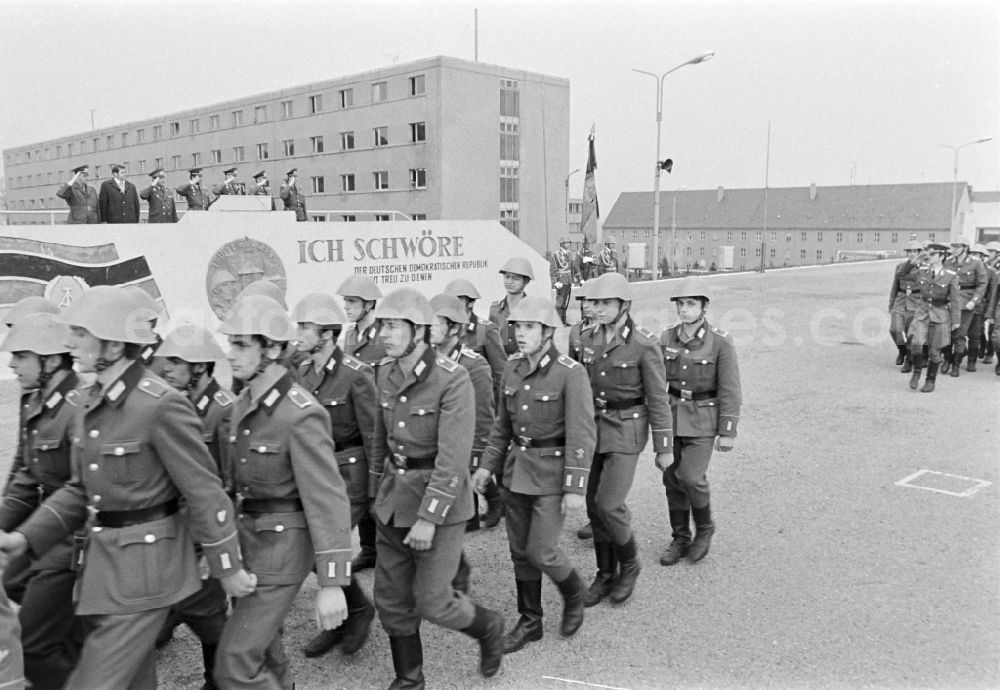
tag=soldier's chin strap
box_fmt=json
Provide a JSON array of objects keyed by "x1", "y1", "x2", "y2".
[
  {"x1": 36, "y1": 354, "x2": 61, "y2": 389},
  {"x1": 95, "y1": 341, "x2": 123, "y2": 373},
  {"x1": 400, "y1": 322, "x2": 419, "y2": 358},
  {"x1": 185, "y1": 363, "x2": 209, "y2": 392},
  {"x1": 249, "y1": 339, "x2": 285, "y2": 381}
]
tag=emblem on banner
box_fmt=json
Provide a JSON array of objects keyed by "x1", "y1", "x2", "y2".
[
  {"x1": 44, "y1": 275, "x2": 89, "y2": 308},
  {"x1": 206, "y1": 237, "x2": 286, "y2": 318}
]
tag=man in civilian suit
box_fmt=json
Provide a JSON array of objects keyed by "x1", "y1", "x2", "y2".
[{"x1": 98, "y1": 164, "x2": 140, "y2": 223}]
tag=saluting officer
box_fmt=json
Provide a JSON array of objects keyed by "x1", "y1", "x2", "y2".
[
  {"x1": 176, "y1": 168, "x2": 211, "y2": 211},
  {"x1": 289, "y1": 293, "x2": 378, "y2": 660},
  {"x1": 903, "y1": 242, "x2": 961, "y2": 392},
  {"x1": 474, "y1": 295, "x2": 595, "y2": 653},
  {"x1": 0, "y1": 286, "x2": 252, "y2": 689},
  {"x1": 215, "y1": 295, "x2": 353, "y2": 688},
  {"x1": 368, "y1": 288, "x2": 504, "y2": 688},
  {"x1": 490, "y1": 256, "x2": 534, "y2": 357},
  {"x1": 213, "y1": 168, "x2": 243, "y2": 197},
  {"x1": 576, "y1": 272, "x2": 672, "y2": 606},
  {"x1": 56, "y1": 165, "x2": 101, "y2": 224},
  {"x1": 596, "y1": 238, "x2": 618, "y2": 276},
  {"x1": 140, "y1": 168, "x2": 179, "y2": 223},
  {"x1": 550, "y1": 237, "x2": 577, "y2": 326},
  {"x1": 248, "y1": 171, "x2": 270, "y2": 196},
  {"x1": 659, "y1": 279, "x2": 742, "y2": 565},
  {"x1": 0, "y1": 313, "x2": 83, "y2": 689},
  {"x1": 940, "y1": 238, "x2": 988, "y2": 376},
  {"x1": 279, "y1": 168, "x2": 308, "y2": 221},
  {"x1": 888, "y1": 240, "x2": 926, "y2": 372}
]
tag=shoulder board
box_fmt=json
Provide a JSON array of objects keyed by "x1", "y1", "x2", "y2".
[
  {"x1": 557, "y1": 354, "x2": 580, "y2": 369},
  {"x1": 635, "y1": 325, "x2": 655, "y2": 340},
  {"x1": 342, "y1": 355, "x2": 364, "y2": 371},
  {"x1": 435, "y1": 356, "x2": 460, "y2": 373},
  {"x1": 480, "y1": 318, "x2": 496, "y2": 328},
  {"x1": 377, "y1": 356, "x2": 394, "y2": 367},
  {"x1": 943, "y1": 270, "x2": 957, "y2": 275},
  {"x1": 213, "y1": 390, "x2": 235, "y2": 408},
  {"x1": 137, "y1": 378, "x2": 170, "y2": 399},
  {"x1": 711, "y1": 327, "x2": 730, "y2": 338},
  {"x1": 509, "y1": 351, "x2": 525, "y2": 360},
  {"x1": 287, "y1": 388, "x2": 313, "y2": 409},
  {"x1": 65, "y1": 389, "x2": 81, "y2": 407},
  {"x1": 460, "y1": 346, "x2": 482, "y2": 360},
  {"x1": 581, "y1": 323, "x2": 599, "y2": 333}
]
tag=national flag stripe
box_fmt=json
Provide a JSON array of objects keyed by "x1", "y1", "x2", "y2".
[
  {"x1": 0, "y1": 237, "x2": 119, "y2": 263},
  {"x1": 0, "y1": 253, "x2": 154, "y2": 287}
]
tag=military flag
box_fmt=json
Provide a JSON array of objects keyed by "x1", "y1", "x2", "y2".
[{"x1": 580, "y1": 127, "x2": 599, "y2": 246}]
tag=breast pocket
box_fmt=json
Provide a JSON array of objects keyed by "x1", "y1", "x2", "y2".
[
  {"x1": 532, "y1": 391, "x2": 563, "y2": 424},
  {"x1": 100, "y1": 441, "x2": 143, "y2": 486},
  {"x1": 407, "y1": 405, "x2": 439, "y2": 442},
  {"x1": 247, "y1": 440, "x2": 285, "y2": 484},
  {"x1": 662, "y1": 348, "x2": 680, "y2": 380},
  {"x1": 692, "y1": 357, "x2": 717, "y2": 385},
  {"x1": 612, "y1": 360, "x2": 641, "y2": 386},
  {"x1": 321, "y1": 396, "x2": 353, "y2": 427},
  {"x1": 31, "y1": 437, "x2": 71, "y2": 485}
]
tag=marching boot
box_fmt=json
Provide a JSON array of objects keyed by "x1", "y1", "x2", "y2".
[
  {"x1": 557, "y1": 307, "x2": 569, "y2": 326},
  {"x1": 908, "y1": 353, "x2": 924, "y2": 390},
  {"x1": 352, "y1": 513, "x2": 378, "y2": 572},
  {"x1": 341, "y1": 576, "x2": 376, "y2": 655},
  {"x1": 583, "y1": 541, "x2": 618, "y2": 607},
  {"x1": 388, "y1": 634, "x2": 425, "y2": 690},
  {"x1": 609, "y1": 536, "x2": 641, "y2": 604},
  {"x1": 303, "y1": 626, "x2": 343, "y2": 657},
  {"x1": 466, "y1": 494, "x2": 481, "y2": 532},
  {"x1": 482, "y1": 477, "x2": 505, "y2": 529},
  {"x1": 198, "y1": 644, "x2": 219, "y2": 690},
  {"x1": 940, "y1": 346, "x2": 952, "y2": 374},
  {"x1": 659, "y1": 509, "x2": 692, "y2": 566},
  {"x1": 895, "y1": 344, "x2": 907, "y2": 366},
  {"x1": 996, "y1": 361, "x2": 1000, "y2": 376},
  {"x1": 687, "y1": 505, "x2": 715, "y2": 563},
  {"x1": 921, "y1": 361, "x2": 939, "y2": 393},
  {"x1": 900, "y1": 351, "x2": 913, "y2": 374},
  {"x1": 950, "y1": 353, "x2": 961, "y2": 377},
  {"x1": 554, "y1": 570, "x2": 585, "y2": 637},
  {"x1": 576, "y1": 521, "x2": 593, "y2": 540},
  {"x1": 966, "y1": 343, "x2": 978, "y2": 371},
  {"x1": 462, "y1": 605, "x2": 504, "y2": 678},
  {"x1": 503, "y1": 579, "x2": 543, "y2": 653},
  {"x1": 452, "y1": 552, "x2": 472, "y2": 595}
]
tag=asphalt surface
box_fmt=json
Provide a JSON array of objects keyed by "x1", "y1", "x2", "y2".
[{"x1": 1, "y1": 259, "x2": 997, "y2": 689}]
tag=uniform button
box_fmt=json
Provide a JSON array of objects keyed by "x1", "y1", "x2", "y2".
[
  {"x1": 397, "y1": 468, "x2": 405, "y2": 475},
  {"x1": 684, "y1": 349, "x2": 689, "y2": 354},
  {"x1": 524, "y1": 385, "x2": 530, "y2": 390},
  {"x1": 243, "y1": 429, "x2": 250, "y2": 436},
  {"x1": 520, "y1": 446, "x2": 526, "y2": 451},
  {"x1": 681, "y1": 381, "x2": 687, "y2": 385},
  {"x1": 258, "y1": 446, "x2": 267, "y2": 452},
  {"x1": 522, "y1": 405, "x2": 528, "y2": 410},
  {"x1": 701, "y1": 360, "x2": 708, "y2": 364},
  {"x1": 349, "y1": 457, "x2": 356, "y2": 463},
  {"x1": 93, "y1": 494, "x2": 101, "y2": 502},
  {"x1": 400, "y1": 396, "x2": 407, "y2": 402},
  {"x1": 229, "y1": 435, "x2": 237, "y2": 443},
  {"x1": 144, "y1": 534, "x2": 155, "y2": 543},
  {"x1": 89, "y1": 463, "x2": 99, "y2": 471},
  {"x1": 601, "y1": 354, "x2": 607, "y2": 358},
  {"x1": 92, "y1": 526, "x2": 102, "y2": 533},
  {"x1": 32, "y1": 457, "x2": 38, "y2": 463},
  {"x1": 417, "y1": 409, "x2": 426, "y2": 415},
  {"x1": 40, "y1": 444, "x2": 48, "y2": 450},
  {"x1": 398, "y1": 421, "x2": 405, "y2": 428},
  {"x1": 32, "y1": 429, "x2": 38, "y2": 435},
  {"x1": 275, "y1": 525, "x2": 285, "y2": 533},
  {"x1": 242, "y1": 486, "x2": 250, "y2": 493},
  {"x1": 89, "y1": 430, "x2": 100, "y2": 438},
  {"x1": 633, "y1": 413, "x2": 639, "y2": 418},
  {"x1": 681, "y1": 365, "x2": 687, "y2": 370},
  {"x1": 600, "y1": 372, "x2": 606, "y2": 376},
  {"x1": 114, "y1": 447, "x2": 125, "y2": 456},
  {"x1": 240, "y1": 458, "x2": 247, "y2": 464},
  {"x1": 542, "y1": 395, "x2": 549, "y2": 401},
  {"x1": 382, "y1": 402, "x2": 389, "y2": 407},
  {"x1": 520, "y1": 427, "x2": 526, "y2": 432},
  {"x1": 555, "y1": 451, "x2": 562, "y2": 456}
]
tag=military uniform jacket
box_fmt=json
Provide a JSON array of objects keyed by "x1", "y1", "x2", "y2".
[
  {"x1": 98, "y1": 179, "x2": 140, "y2": 223},
  {"x1": 459, "y1": 314, "x2": 507, "y2": 384},
  {"x1": 17, "y1": 361, "x2": 243, "y2": 616},
  {"x1": 661, "y1": 321, "x2": 742, "y2": 439},
  {"x1": 489, "y1": 295, "x2": 522, "y2": 356},
  {"x1": 578, "y1": 316, "x2": 673, "y2": 454},
  {"x1": 889, "y1": 259, "x2": 924, "y2": 312},
  {"x1": 369, "y1": 345, "x2": 476, "y2": 527},
  {"x1": 212, "y1": 181, "x2": 243, "y2": 197},
  {"x1": 56, "y1": 181, "x2": 100, "y2": 223},
  {"x1": 550, "y1": 249, "x2": 575, "y2": 285},
  {"x1": 481, "y1": 345, "x2": 596, "y2": 495},
  {"x1": 248, "y1": 183, "x2": 271, "y2": 196},
  {"x1": 343, "y1": 320, "x2": 386, "y2": 366},
  {"x1": 0, "y1": 373, "x2": 81, "y2": 571},
  {"x1": 293, "y1": 348, "x2": 378, "y2": 504},
  {"x1": 176, "y1": 181, "x2": 210, "y2": 210},
  {"x1": 902, "y1": 264, "x2": 962, "y2": 326},
  {"x1": 597, "y1": 248, "x2": 618, "y2": 274},
  {"x1": 987, "y1": 259, "x2": 1000, "y2": 321},
  {"x1": 224, "y1": 369, "x2": 352, "y2": 587},
  {"x1": 440, "y1": 341, "x2": 495, "y2": 472},
  {"x1": 189, "y1": 379, "x2": 236, "y2": 489},
  {"x1": 943, "y1": 255, "x2": 989, "y2": 311},
  {"x1": 140, "y1": 184, "x2": 178, "y2": 223},
  {"x1": 568, "y1": 320, "x2": 594, "y2": 362},
  {"x1": 279, "y1": 183, "x2": 308, "y2": 221}
]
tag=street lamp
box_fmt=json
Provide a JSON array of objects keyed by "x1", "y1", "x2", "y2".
[
  {"x1": 565, "y1": 168, "x2": 581, "y2": 225},
  {"x1": 938, "y1": 136, "x2": 993, "y2": 238},
  {"x1": 634, "y1": 51, "x2": 714, "y2": 279}
]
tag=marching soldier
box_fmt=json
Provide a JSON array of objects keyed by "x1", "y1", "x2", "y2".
[
  {"x1": 473, "y1": 295, "x2": 595, "y2": 653},
  {"x1": 0, "y1": 583, "x2": 23, "y2": 690},
  {"x1": 984, "y1": 241, "x2": 1000, "y2": 372},
  {"x1": 55, "y1": 165, "x2": 100, "y2": 224},
  {"x1": 279, "y1": 168, "x2": 308, "y2": 221},
  {"x1": 903, "y1": 242, "x2": 961, "y2": 392},
  {"x1": 176, "y1": 168, "x2": 211, "y2": 211},
  {"x1": 888, "y1": 240, "x2": 926, "y2": 372},
  {"x1": 941, "y1": 239, "x2": 988, "y2": 376},
  {"x1": 596, "y1": 237, "x2": 618, "y2": 276},
  {"x1": 3, "y1": 296, "x2": 58, "y2": 329},
  {"x1": 215, "y1": 295, "x2": 353, "y2": 688},
  {"x1": 289, "y1": 293, "x2": 378, "y2": 660},
  {"x1": 140, "y1": 169, "x2": 179, "y2": 223},
  {"x1": 248, "y1": 171, "x2": 270, "y2": 196},
  {"x1": 368, "y1": 288, "x2": 504, "y2": 687},
  {"x1": 966, "y1": 243, "x2": 992, "y2": 372},
  {"x1": 576, "y1": 272, "x2": 672, "y2": 605},
  {"x1": 212, "y1": 168, "x2": 243, "y2": 197},
  {"x1": 550, "y1": 237, "x2": 577, "y2": 326},
  {"x1": 490, "y1": 256, "x2": 535, "y2": 357},
  {"x1": 0, "y1": 313, "x2": 83, "y2": 689},
  {"x1": 568, "y1": 280, "x2": 597, "y2": 541},
  {"x1": 659, "y1": 279, "x2": 742, "y2": 565},
  {"x1": 0, "y1": 285, "x2": 252, "y2": 689}
]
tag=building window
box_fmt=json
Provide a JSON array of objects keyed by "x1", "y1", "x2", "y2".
[
  {"x1": 817, "y1": 250, "x2": 823, "y2": 261},
  {"x1": 755, "y1": 247, "x2": 762, "y2": 258},
  {"x1": 339, "y1": 88, "x2": 353, "y2": 108},
  {"x1": 374, "y1": 171, "x2": 389, "y2": 190},
  {"x1": 311, "y1": 136, "x2": 324, "y2": 153},
  {"x1": 500, "y1": 167, "x2": 519, "y2": 203},
  {"x1": 410, "y1": 122, "x2": 426, "y2": 143},
  {"x1": 23, "y1": 151, "x2": 29, "y2": 162},
  {"x1": 373, "y1": 127, "x2": 388, "y2": 147},
  {"x1": 928, "y1": 233, "x2": 935, "y2": 242},
  {"x1": 800, "y1": 249, "x2": 807, "y2": 259},
  {"x1": 411, "y1": 213, "x2": 427, "y2": 221},
  {"x1": 891, "y1": 232, "x2": 898, "y2": 243},
  {"x1": 93, "y1": 137, "x2": 100, "y2": 151},
  {"x1": 340, "y1": 131, "x2": 355, "y2": 150},
  {"x1": 211, "y1": 149, "x2": 222, "y2": 163},
  {"x1": 192, "y1": 152, "x2": 201, "y2": 166},
  {"x1": 311, "y1": 176, "x2": 325, "y2": 194},
  {"x1": 817, "y1": 232, "x2": 823, "y2": 243},
  {"x1": 135, "y1": 159, "x2": 145, "y2": 173},
  {"x1": 836, "y1": 232, "x2": 843, "y2": 243},
  {"x1": 282, "y1": 139, "x2": 295, "y2": 156},
  {"x1": 210, "y1": 114, "x2": 220, "y2": 130},
  {"x1": 281, "y1": 100, "x2": 293, "y2": 119},
  {"x1": 786, "y1": 233, "x2": 792, "y2": 243},
  {"x1": 375, "y1": 214, "x2": 390, "y2": 222},
  {"x1": 726, "y1": 231, "x2": 732, "y2": 241},
  {"x1": 309, "y1": 94, "x2": 323, "y2": 113},
  {"x1": 56, "y1": 144, "x2": 63, "y2": 157},
  {"x1": 341, "y1": 174, "x2": 355, "y2": 192},
  {"x1": 500, "y1": 122, "x2": 519, "y2": 160},
  {"x1": 172, "y1": 155, "x2": 182, "y2": 169},
  {"x1": 136, "y1": 129, "x2": 145, "y2": 144},
  {"x1": 770, "y1": 231, "x2": 777, "y2": 242},
  {"x1": 409, "y1": 75, "x2": 425, "y2": 96},
  {"x1": 500, "y1": 208, "x2": 519, "y2": 236},
  {"x1": 256, "y1": 143, "x2": 269, "y2": 160},
  {"x1": 154, "y1": 157, "x2": 163, "y2": 169},
  {"x1": 170, "y1": 122, "x2": 180, "y2": 136},
  {"x1": 755, "y1": 231, "x2": 762, "y2": 242},
  {"x1": 856, "y1": 232, "x2": 864, "y2": 243},
  {"x1": 874, "y1": 232, "x2": 880, "y2": 243},
  {"x1": 372, "y1": 81, "x2": 388, "y2": 102},
  {"x1": 770, "y1": 248, "x2": 776, "y2": 259},
  {"x1": 107, "y1": 135, "x2": 114, "y2": 149},
  {"x1": 500, "y1": 79, "x2": 519, "y2": 117},
  {"x1": 409, "y1": 168, "x2": 427, "y2": 189},
  {"x1": 686, "y1": 247, "x2": 692, "y2": 256},
  {"x1": 232, "y1": 110, "x2": 243, "y2": 127},
  {"x1": 700, "y1": 247, "x2": 706, "y2": 257},
  {"x1": 800, "y1": 231, "x2": 808, "y2": 242},
  {"x1": 190, "y1": 119, "x2": 200, "y2": 134},
  {"x1": 254, "y1": 105, "x2": 267, "y2": 123},
  {"x1": 342, "y1": 215, "x2": 356, "y2": 222},
  {"x1": 233, "y1": 146, "x2": 245, "y2": 162},
  {"x1": 700, "y1": 231, "x2": 706, "y2": 241},
  {"x1": 311, "y1": 215, "x2": 327, "y2": 222},
  {"x1": 740, "y1": 231, "x2": 747, "y2": 241}
]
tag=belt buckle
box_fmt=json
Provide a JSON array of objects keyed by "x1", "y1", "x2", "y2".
[
  {"x1": 680, "y1": 389, "x2": 693, "y2": 401},
  {"x1": 392, "y1": 453, "x2": 408, "y2": 469},
  {"x1": 594, "y1": 398, "x2": 607, "y2": 410},
  {"x1": 516, "y1": 435, "x2": 532, "y2": 447}
]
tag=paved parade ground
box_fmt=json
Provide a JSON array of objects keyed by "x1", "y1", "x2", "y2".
[{"x1": 2, "y1": 259, "x2": 997, "y2": 689}]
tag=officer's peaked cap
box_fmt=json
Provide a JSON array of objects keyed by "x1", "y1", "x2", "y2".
[
  {"x1": 155, "y1": 323, "x2": 225, "y2": 362},
  {"x1": 292, "y1": 293, "x2": 347, "y2": 326},
  {"x1": 374, "y1": 288, "x2": 435, "y2": 325},
  {"x1": 430, "y1": 294, "x2": 469, "y2": 325},
  {"x1": 925, "y1": 241, "x2": 950, "y2": 253},
  {"x1": 508, "y1": 295, "x2": 561, "y2": 328},
  {"x1": 499, "y1": 256, "x2": 535, "y2": 280},
  {"x1": 219, "y1": 295, "x2": 294, "y2": 342},
  {"x1": 587, "y1": 272, "x2": 634, "y2": 301},
  {"x1": 336, "y1": 275, "x2": 382, "y2": 301},
  {"x1": 0, "y1": 313, "x2": 72, "y2": 356},
  {"x1": 4, "y1": 295, "x2": 59, "y2": 327},
  {"x1": 56, "y1": 286, "x2": 158, "y2": 344}
]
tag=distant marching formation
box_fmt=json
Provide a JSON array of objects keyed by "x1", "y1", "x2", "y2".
[
  {"x1": 0, "y1": 249, "x2": 741, "y2": 690},
  {"x1": 888, "y1": 239, "x2": 1000, "y2": 392}
]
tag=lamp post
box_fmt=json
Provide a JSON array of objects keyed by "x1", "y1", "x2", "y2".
[
  {"x1": 938, "y1": 136, "x2": 993, "y2": 239},
  {"x1": 634, "y1": 51, "x2": 714, "y2": 279}
]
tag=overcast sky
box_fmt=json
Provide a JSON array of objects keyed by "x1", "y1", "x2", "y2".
[{"x1": 1, "y1": 0, "x2": 997, "y2": 212}]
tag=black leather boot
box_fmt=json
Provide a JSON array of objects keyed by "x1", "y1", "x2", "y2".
[
  {"x1": 583, "y1": 541, "x2": 617, "y2": 607},
  {"x1": 576, "y1": 521, "x2": 593, "y2": 539},
  {"x1": 482, "y1": 477, "x2": 505, "y2": 529},
  {"x1": 950, "y1": 351, "x2": 963, "y2": 377},
  {"x1": 503, "y1": 579, "x2": 543, "y2": 652},
  {"x1": 660, "y1": 509, "x2": 692, "y2": 566},
  {"x1": 688, "y1": 505, "x2": 715, "y2": 563},
  {"x1": 609, "y1": 536, "x2": 641, "y2": 604},
  {"x1": 554, "y1": 570, "x2": 585, "y2": 637},
  {"x1": 353, "y1": 513, "x2": 378, "y2": 572},
  {"x1": 900, "y1": 351, "x2": 913, "y2": 373},
  {"x1": 909, "y1": 353, "x2": 924, "y2": 390},
  {"x1": 921, "y1": 361, "x2": 939, "y2": 393},
  {"x1": 388, "y1": 634, "x2": 425, "y2": 690},
  {"x1": 895, "y1": 344, "x2": 907, "y2": 365},
  {"x1": 462, "y1": 605, "x2": 504, "y2": 678},
  {"x1": 303, "y1": 627, "x2": 343, "y2": 658},
  {"x1": 198, "y1": 644, "x2": 219, "y2": 690},
  {"x1": 452, "y1": 552, "x2": 472, "y2": 595},
  {"x1": 466, "y1": 493, "x2": 481, "y2": 532},
  {"x1": 341, "y1": 576, "x2": 376, "y2": 655},
  {"x1": 967, "y1": 343, "x2": 978, "y2": 371}
]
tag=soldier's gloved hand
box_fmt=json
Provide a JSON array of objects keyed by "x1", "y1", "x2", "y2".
[
  {"x1": 965, "y1": 300, "x2": 976, "y2": 310},
  {"x1": 561, "y1": 493, "x2": 585, "y2": 515},
  {"x1": 403, "y1": 518, "x2": 436, "y2": 551},
  {"x1": 951, "y1": 323, "x2": 961, "y2": 331},
  {"x1": 198, "y1": 554, "x2": 210, "y2": 580},
  {"x1": 715, "y1": 436, "x2": 735, "y2": 453},
  {"x1": 471, "y1": 468, "x2": 492, "y2": 494},
  {"x1": 316, "y1": 586, "x2": 348, "y2": 631},
  {"x1": 0, "y1": 531, "x2": 27, "y2": 560},
  {"x1": 221, "y1": 568, "x2": 257, "y2": 598},
  {"x1": 554, "y1": 282, "x2": 564, "y2": 289},
  {"x1": 653, "y1": 452, "x2": 672, "y2": 472}
]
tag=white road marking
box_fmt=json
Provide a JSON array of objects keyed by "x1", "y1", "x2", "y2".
[
  {"x1": 542, "y1": 676, "x2": 632, "y2": 690},
  {"x1": 895, "y1": 469, "x2": 992, "y2": 498}
]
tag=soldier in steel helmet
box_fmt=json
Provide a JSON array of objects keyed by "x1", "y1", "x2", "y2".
[
  {"x1": 596, "y1": 237, "x2": 618, "y2": 276},
  {"x1": 888, "y1": 240, "x2": 927, "y2": 372},
  {"x1": 288, "y1": 293, "x2": 378, "y2": 660},
  {"x1": 575, "y1": 273, "x2": 672, "y2": 605},
  {"x1": 984, "y1": 241, "x2": 1000, "y2": 372},
  {"x1": 369, "y1": 288, "x2": 505, "y2": 688},
  {"x1": 474, "y1": 295, "x2": 596, "y2": 654},
  {"x1": 490, "y1": 256, "x2": 535, "y2": 357},
  {"x1": 940, "y1": 238, "x2": 988, "y2": 376},
  {"x1": 0, "y1": 285, "x2": 252, "y2": 689},
  {"x1": 902, "y1": 242, "x2": 961, "y2": 392},
  {"x1": 0, "y1": 313, "x2": 83, "y2": 688},
  {"x1": 3, "y1": 296, "x2": 59, "y2": 329},
  {"x1": 966, "y1": 243, "x2": 992, "y2": 372},
  {"x1": 659, "y1": 278, "x2": 742, "y2": 566},
  {"x1": 567, "y1": 280, "x2": 597, "y2": 541},
  {"x1": 214, "y1": 294, "x2": 353, "y2": 688},
  {"x1": 550, "y1": 237, "x2": 578, "y2": 326}
]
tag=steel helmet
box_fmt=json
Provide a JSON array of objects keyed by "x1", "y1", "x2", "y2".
[
  {"x1": 670, "y1": 277, "x2": 711, "y2": 303},
  {"x1": 587, "y1": 272, "x2": 634, "y2": 302},
  {"x1": 985, "y1": 241, "x2": 1000, "y2": 253},
  {"x1": 574, "y1": 280, "x2": 592, "y2": 301},
  {"x1": 904, "y1": 240, "x2": 924, "y2": 251},
  {"x1": 57, "y1": 285, "x2": 158, "y2": 344},
  {"x1": 235, "y1": 280, "x2": 287, "y2": 309},
  {"x1": 498, "y1": 256, "x2": 535, "y2": 280},
  {"x1": 292, "y1": 293, "x2": 347, "y2": 326},
  {"x1": 430, "y1": 294, "x2": 469, "y2": 325},
  {"x1": 442, "y1": 278, "x2": 481, "y2": 300},
  {"x1": 604, "y1": 237, "x2": 616, "y2": 245},
  {"x1": 122, "y1": 286, "x2": 163, "y2": 319},
  {"x1": 949, "y1": 237, "x2": 970, "y2": 247},
  {"x1": 3, "y1": 296, "x2": 59, "y2": 328},
  {"x1": 0, "y1": 312, "x2": 71, "y2": 355},
  {"x1": 219, "y1": 295, "x2": 294, "y2": 342},
  {"x1": 969, "y1": 243, "x2": 988, "y2": 256},
  {"x1": 508, "y1": 295, "x2": 561, "y2": 328},
  {"x1": 336, "y1": 275, "x2": 382, "y2": 302},
  {"x1": 155, "y1": 324, "x2": 226, "y2": 362},
  {"x1": 373, "y1": 288, "x2": 435, "y2": 325},
  {"x1": 558, "y1": 236, "x2": 570, "y2": 245}
]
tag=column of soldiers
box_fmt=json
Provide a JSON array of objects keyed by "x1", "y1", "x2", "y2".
[
  {"x1": 55, "y1": 165, "x2": 309, "y2": 223},
  {"x1": 0, "y1": 261, "x2": 742, "y2": 689}
]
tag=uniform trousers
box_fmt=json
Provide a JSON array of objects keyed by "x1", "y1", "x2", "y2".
[
  {"x1": 350, "y1": 501, "x2": 368, "y2": 530},
  {"x1": 663, "y1": 436, "x2": 714, "y2": 510},
  {"x1": 0, "y1": 584, "x2": 24, "y2": 689},
  {"x1": 553, "y1": 283, "x2": 571, "y2": 310},
  {"x1": 68, "y1": 607, "x2": 168, "y2": 689},
  {"x1": 502, "y1": 489, "x2": 573, "y2": 582},
  {"x1": 373, "y1": 519, "x2": 474, "y2": 636},
  {"x1": 889, "y1": 308, "x2": 916, "y2": 348},
  {"x1": 585, "y1": 452, "x2": 639, "y2": 545},
  {"x1": 992, "y1": 322, "x2": 1000, "y2": 353},
  {"x1": 163, "y1": 576, "x2": 228, "y2": 647},
  {"x1": 20, "y1": 568, "x2": 80, "y2": 689},
  {"x1": 215, "y1": 583, "x2": 300, "y2": 690},
  {"x1": 951, "y1": 309, "x2": 977, "y2": 355},
  {"x1": 908, "y1": 318, "x2": 951, "y2": 362},
  {"x1": 1, "y1": 553, "x2": 31, "y2": 603}
]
